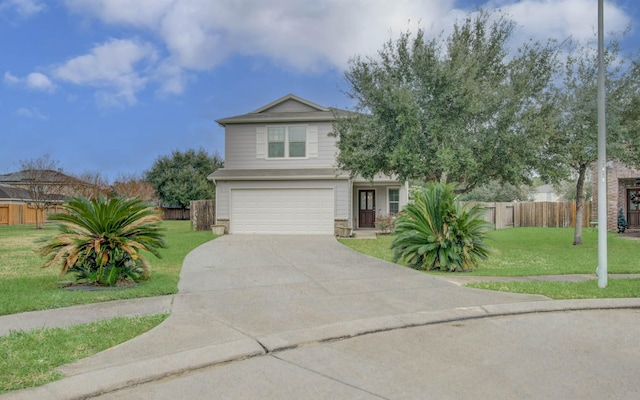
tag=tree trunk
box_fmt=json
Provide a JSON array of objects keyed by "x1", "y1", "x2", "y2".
[
  {"x1": 573, "y1": 164, "x2": 587, "y2": 245},
  {"x1": 35, "y1": 205, "x2": 41, "y2": 229}
]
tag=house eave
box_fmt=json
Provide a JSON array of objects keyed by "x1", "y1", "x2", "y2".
[
  {"x1": 212, "y1": 175, "x2": 350, "y2": 182},
  {"x1": 207, "y1": 168, "x2": 351, "y2": 184}
]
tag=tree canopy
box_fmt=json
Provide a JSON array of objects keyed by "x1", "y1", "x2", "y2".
[
  {"x1": 144, "y1": 149, "x2": 223, "y2": 209},
  {"x1": 539, "y1": 37, "x2": 639, "y2": 244},
  {"x1": 332, "y1": 11, "x2": 558, "y2": 192}
]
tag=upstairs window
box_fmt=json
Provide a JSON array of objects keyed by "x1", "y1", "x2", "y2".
[
  {"x1": 268, "y1": 127, "x2": 286, "y2": 158},
  {"x1": 268, "y1": 126, "x2": 306, "y2": 158}
]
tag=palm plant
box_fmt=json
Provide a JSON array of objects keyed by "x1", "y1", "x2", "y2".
[
  {"x1": 392, "y1": 182, "x2": 492, "y2": 272},
  {"x1": 40, "y1": 195, "x2": 166, "y2": 286}
]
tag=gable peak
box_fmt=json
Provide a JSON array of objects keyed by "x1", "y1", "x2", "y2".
[{"x1": 252, "y1": 94, "x2": 329, "y2": 114}]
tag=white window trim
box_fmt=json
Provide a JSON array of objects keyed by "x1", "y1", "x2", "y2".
[
  {"x1": 387, "y1": 187, "x2": 400, "y2": 215},
  {"x1": 267, "y1": 125, "x2": 308, "y2": 159}
]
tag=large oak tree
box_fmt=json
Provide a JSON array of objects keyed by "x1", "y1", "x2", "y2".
[{"x1": 332, "y1": 11, "x2": 558, "y2": 193}]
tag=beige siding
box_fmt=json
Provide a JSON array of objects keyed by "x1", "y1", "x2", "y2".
[
  {"x1": 224, "y1": 123, "x2": 337, "y2": 170},
  {"x1": 266, "y1": 99, "x2": 317, "y2": 113}
]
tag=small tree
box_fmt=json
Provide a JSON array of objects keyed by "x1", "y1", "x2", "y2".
[
  {"x1": 19, "y1": 155, "x2": 72, "y2": 229},
  {"x1": 111, "y1": 173, "x2": 158, "y2": 203},
  {"x1": 539, "y1": 37, "x2": 638, "y2": 245},
  {"x1": 71, "y1": 171, "x2": 110, "y2": 199},
  {"x1": 40, "y1": 195, "x2": 166, "y2": 286},
  {"x1": 392, "y1": 182, "x2": 492, "y2": 272},
  {"x1": 617, "y1": 208, "x2": 628, "y2": 233}
]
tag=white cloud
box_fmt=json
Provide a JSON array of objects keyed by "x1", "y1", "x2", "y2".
[
  {"x1": 25, "y1": 72, "x2": 55, "y2": 92},
  {"x1": 53, "y1": 38, "x2": 157, "y2": 106},
  {"x1": 0, "y1": 0, "x2": 45, "y2": 17},
  {"x1": 63, "y1": 1, "x2": 634, "y2": 72},
  {"x1": 4, "y1": 71, "x2": 55, "y2": 92},
  {"x1": 3, "y1": 71, "x2": 20, "y2": 84},
  {"x1": 15, "y1": 107, "x2": 48, "y2": 120},
  {"x1": 58, "y1": 0, "x2": 636, "y2": 98},
  {"x1": 491, "y1": 0, "x2": 632, "y2": 43}
]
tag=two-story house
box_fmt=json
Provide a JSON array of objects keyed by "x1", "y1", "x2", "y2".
[{"x1": 209, "y1": 94, "x2": 409, "y2": 235}]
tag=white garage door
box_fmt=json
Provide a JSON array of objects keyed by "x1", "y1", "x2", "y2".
[{"x1": 230, "y1": 188, "x2": 334, "y2": 234}]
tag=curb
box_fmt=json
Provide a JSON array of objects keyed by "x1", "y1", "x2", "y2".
[{"x1": 3, "y1": 298, "x2": 639, "y2": 400}]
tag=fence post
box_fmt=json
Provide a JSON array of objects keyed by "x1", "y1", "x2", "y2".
[{"x1": 190, "y1": 200, "x2": 215, "y2": 231}]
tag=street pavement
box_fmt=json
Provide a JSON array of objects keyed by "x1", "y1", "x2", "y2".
[{"x1": 2, "y1": 235, "x2": 639, "y2": 399}]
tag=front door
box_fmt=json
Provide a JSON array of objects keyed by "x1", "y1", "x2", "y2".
[
  {"x1": 627, "y1": 188, "x2": 640, "y2": 228},
  {"x1": 359, "y1": 190, "x2": 375, "y2": 228}
]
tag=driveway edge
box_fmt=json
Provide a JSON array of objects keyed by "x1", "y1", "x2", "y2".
[{"x1": 4, "y1": 298, "x2": 639, "y2": 400}]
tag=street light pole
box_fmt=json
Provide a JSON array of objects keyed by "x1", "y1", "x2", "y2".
[{"x1": 596, "y1": 0, "x2": 608, "y2": 288}]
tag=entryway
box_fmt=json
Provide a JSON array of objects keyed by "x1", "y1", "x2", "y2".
[
  {"x1": 627, "y1": 188, "x2": 640, "y2": 228},
  {"x1": 358, "y1": 190, "x2": 375, "y2": 228}
]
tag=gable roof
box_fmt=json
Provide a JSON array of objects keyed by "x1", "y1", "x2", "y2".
[
  {"x1": 252, "y1": 94, "x2": 328, "y2": 113},
  {"x1": 0, "y1": 169, "x2": 78, "y2": 184},
  {"x1": 0, "y1": 183, "x2": 31, "y2": 200},
  {"x1": 216, "y1": 93, "x2": 352, "y2": 126}
]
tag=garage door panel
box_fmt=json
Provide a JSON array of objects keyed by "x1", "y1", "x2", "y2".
[{"x1": 231, "y1": 188, "x2": 334, "y2": 234}]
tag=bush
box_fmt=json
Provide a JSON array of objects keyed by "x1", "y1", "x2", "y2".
[
  {"x1": 39, "y1": 195, "x2": 166, "y2": 286},
  {"x1": 617, "y1": 208, "x2": 628, "y2": 233},
  {"x1": 374, "y1": 213, "x2": 396, "y2": 234},
  {"x1": 392, "y1": 182, "x2": 492, "y2": 272}
]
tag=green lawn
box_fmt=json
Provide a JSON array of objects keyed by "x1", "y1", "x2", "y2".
[
  {"x1": 340, "y1": 227, "x2": 640, "y2": 276},
  {"x1": 339, "y1": 227, "x2": 640, "y2": 299},
  {"x1": 466, "y1": 279, "x2": 640, "y2": 300},
  {"x1": 0, "y1": 221, "x2": 214, "y2": 316},
  {"x1": 0, "y1": 314, "x2": 168, "y2": 393},
  {"x1": 0, "y1": 221, "x2": 213, "y2": 393}
]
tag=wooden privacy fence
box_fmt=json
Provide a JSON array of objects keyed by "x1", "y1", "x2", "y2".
[
  {"x1": 0, "y1": 204, "x2": 65, "y2": 225},
  {"x1": 158, "y1": 207, "x2": 190, "y2": 221},
  {"x1": 190, "y1": 200, "x2": 215, "y2": 231},
  {"x1": 465, "y1": 201, "x2": 592, "y2": 229}
]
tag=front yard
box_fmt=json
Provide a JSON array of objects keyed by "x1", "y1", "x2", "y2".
[
  {"x1": 0, "y1": 221, "x2": 214, "y2": 393},
  {"x1": 339, "y1": 227, "x2": 640, "y2": 299},
  {"x1": 0, "y1": 221, "x2": 213, "y2": 316}
]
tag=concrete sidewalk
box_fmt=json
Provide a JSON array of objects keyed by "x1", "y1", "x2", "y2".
[{"x1": 2, "y1": 235, "x2": 639, "y2": 399}]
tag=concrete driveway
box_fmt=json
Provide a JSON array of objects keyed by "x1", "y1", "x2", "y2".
[{"x1": 4, "y1": 235, "x2": 639, "y2": 399}]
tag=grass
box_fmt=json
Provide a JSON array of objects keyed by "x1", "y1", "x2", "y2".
[
  {"x1": 340, "y1": 227, "x2": 640, "y2": 276},
  {"x1": 0, "y1": 314, "x2": 168, "y2": 393},
  {"x1": 339, "y1": 227, "x2": 640, "y2": 299},
  {"x1": 466, "y1": 279, "x2": 640, "y2": 300},
  {"x1": 0, "y1": 221, "x2": 215, "y2": 315}
]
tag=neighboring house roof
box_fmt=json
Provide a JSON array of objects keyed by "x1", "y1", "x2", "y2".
[
  {"x1": 216, "y1": 93, "x2": 353, "y2": 126},
  {"x1": 0, "y1": 183, "x2": 31, "y2": 200},
  {"x1": 0, "y1": 169, "x2": 80, "y2": 185},
  {"x1": 209, "y1": 168, "x2": 349, "y2": 182}
]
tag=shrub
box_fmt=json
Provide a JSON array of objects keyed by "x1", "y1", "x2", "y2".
[
  {"x1": 374, "y1": 213, "x2": 396, "y2": 234},
  {"x1": 617, "y1": 208, "x2": 628, "y2": 233},
  {"x1": 392, "y1": 182, "x2": 492, "y2": 272},
  {"x1": 39, "y1": 195, "x2": 166, "y2": 286}
]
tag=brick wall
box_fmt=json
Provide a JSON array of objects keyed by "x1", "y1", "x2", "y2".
[{"x1": 592, "y1": 161, "x2": 640, "y2": 231}]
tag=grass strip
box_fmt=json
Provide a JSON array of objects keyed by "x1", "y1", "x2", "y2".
[
  {"x1": 465, "y1": 278, "x2": 640, "y2": 299},
  {"x1": 0, "y1": 314, "x2": 168, "y2": 393}
]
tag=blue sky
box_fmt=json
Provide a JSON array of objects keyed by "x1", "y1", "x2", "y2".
[{"x1": 1, "y1": 0, "x2": 638, "y2": 182}]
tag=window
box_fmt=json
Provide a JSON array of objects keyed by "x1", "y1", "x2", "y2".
[
  {"x1": 268, "y1": 127, "x2": 285, "y2": 158},
  {"x1": 267, "y1": 126, "x2": 306, "y2": 158},
  {"x1": 388, "y1": 188, "x2": 400, "y2": 214},
  {"x1": 288, "y1": 126, "x2": 306, "y2": 157}
]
